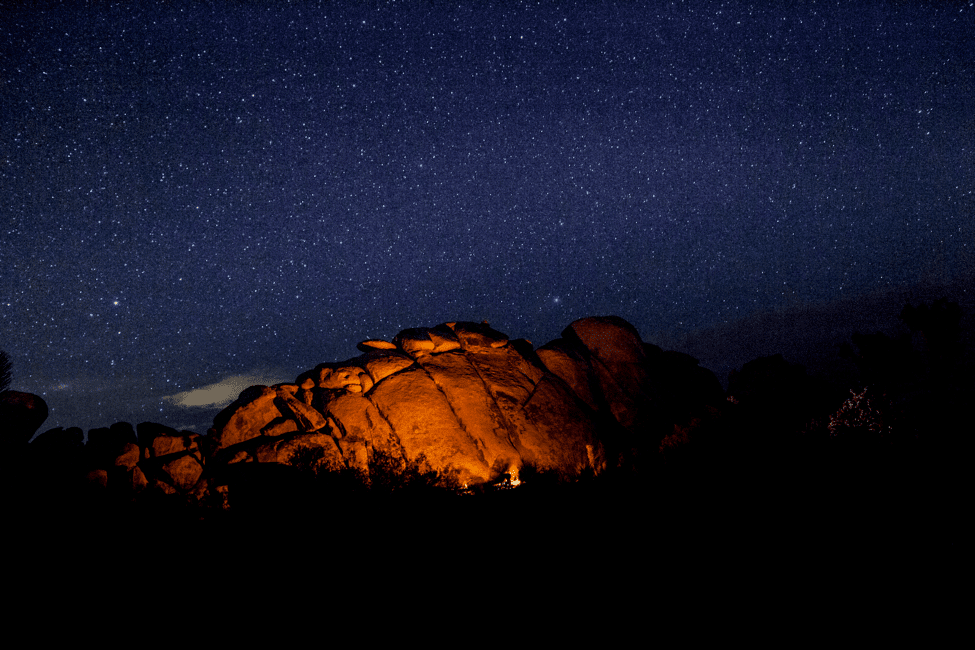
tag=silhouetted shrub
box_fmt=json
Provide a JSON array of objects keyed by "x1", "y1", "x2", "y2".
[
  {"x1": 288, "y1": 445, "x2": 330, "y2": 476},
  {"x1": 365, "y1": 448, "x2": 460, "y2": 495},
  {"x1": 828, "y1": 385, "x2": 892, "y2": 440},
  {"x1": 289, "y1": 445, "x2": 367, "y2": 499},
  {"x1": 289, "y1": 445, "x2": 463, "y2": 498},
  {"x1": 516, "y1": 460, "x2": 564, "y2": 492},
  {"x1": 0, "y1": 348, "x2": 11, "y2": 392}
]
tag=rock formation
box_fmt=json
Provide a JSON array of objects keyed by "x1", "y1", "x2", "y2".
[
  {"x1": 20, "y1": 316, "x2": 727, "y2": 508},
  {"x1": 198, "y1": 315, "x2": 725, "y2": 491},
  {"x1": 207, "y1": 319, "x2": 615, "y2": 488}
]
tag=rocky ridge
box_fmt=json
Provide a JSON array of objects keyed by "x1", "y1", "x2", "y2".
[
  {"x1": 6, "y1": 316, "x2": 724, "y2": 507},
  {"x1": 205, "y1": 316, "x2": 664, "y2": 488}
]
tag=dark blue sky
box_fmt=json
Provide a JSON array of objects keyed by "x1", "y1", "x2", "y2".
[{"x1": 2, "y1": 1, "x2": 972, "y2": 434}]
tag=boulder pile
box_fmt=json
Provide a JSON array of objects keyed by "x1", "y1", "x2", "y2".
[{"x1": 7, "y1": 316, "x2": 725, "y2": 507}]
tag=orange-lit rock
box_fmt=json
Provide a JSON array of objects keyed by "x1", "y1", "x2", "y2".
[
  {"x1": 278, "y1": 391, "x2": 329, "y2": 431},
  {"x1": 255, "y1": 431, "x2": 343, "y2": 468},
  {"x1": 521, "y1": 375, "x2": 603, "y2": 473},
  {"x1": 446, "y1": 321, "x2": 509, "y2": 350},
  {"x1": 369, "y1": 363, "x2": 490, "y2": 484},
  {"x1": 210, "y1": 385, "x2": 291, "y2": 451},
  {"x1": 86, "y1": 468, "x2": 109, "y2": 488},
  {"x1": 206, "y1": 319, "x2": 621, "y2": 486},
  {"x1": 147, "y1": 430, "x2": 200, "y2": 458},
  {"x1": 358, "y1": 351, "x2": 415, "y2": 385},
  {"x1": 13, "y1": 315, "x2": 730, "y2": 515},
  {"x1": 129, "y1": 422, "x2": 208, "y2": 494},
  {"x1": 321, "y1": 391, "x2": 394, "y2": 445},
  {"x1": 413, "y1": 350, "x2": 518, "y2": 475},
  {"x1": 159, "y1": 454, "x2": 204, "y2": 491},
  {"x1": 393, "y1": 328, "x2": 438, "y2": 357},
  {"x1": 427, "y1": 327, "x2": 462, "y2": 353},
  {"x1": 357, "y1": 339, "x2": 397, "y2": 352},
  {"x1": 203, "y1": 316, "x2": 729, "y2": 491},
  {"x1": 535, "y1": 341, "x2": 600, "y2": 412},
  {"x1": 114, "y1": 442, "x2": 140, "y2": 468},
  {"x1": 126, "y1": 465, "x2": 149, "y2": 492},
  {"x1": 537, "y1": 317, "x2": 661, "y2": 437}
]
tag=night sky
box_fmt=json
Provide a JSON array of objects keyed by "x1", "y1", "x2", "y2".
[{"x1": 2, "y1": 1, "x2": 973, "y2": 435}]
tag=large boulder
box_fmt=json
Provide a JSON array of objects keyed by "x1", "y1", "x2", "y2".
[
  {"x1": 30, "y1": 426, "x2": 84, "y2": 455},
  {"x1": 208, "y1": 320, "x2": 613, "y2": 486},
  {"x1": 0, "y1": 390, "x2": 49, "y2": 444},
  {"x1": 209, "y1": 386, "x2": 293, "y2": 453},
  {"x1": 537, "y1": 317, "x2": 726, "y2": 463},
  {"x1": 539, "y1": 317, "x2": 656, "y2": 433}
]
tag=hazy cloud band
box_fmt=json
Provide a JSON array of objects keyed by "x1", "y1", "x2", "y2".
[{"x1": 164, "y1": 372, "x2": 290, "y2": 409}]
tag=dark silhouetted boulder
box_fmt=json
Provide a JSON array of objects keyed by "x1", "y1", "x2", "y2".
[
  {"x1": 654, "y1": 350, "x2": 725, "y2": 418},
  {"x1": 536, "y1": 317, "x2": 725, "y2": 465},
  {"x1": 726, "y1": 353, "x2": 833, "y2": 448},
  {"x1": 30, "y1": 426, "x2": 84, "y2": 454},
  {"x1": 27, "y1": 427, "x2": 86, "y2": 492},
  {"x1": 0, "y1": 390, "x2": 49, "y2": 444},
  {"x1": 86, "y1": 422, "x2": 138, "y2": 468}
]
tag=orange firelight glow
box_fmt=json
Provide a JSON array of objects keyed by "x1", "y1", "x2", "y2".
[{"x1": 509, "y1": 466, "x2": 521, "y2": 487}]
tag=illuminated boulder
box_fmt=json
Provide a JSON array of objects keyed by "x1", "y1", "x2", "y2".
[
  {"x1": 204, "y1": 316, "x2": 725, "y2": 491},
  {"x1": 138, "y1": 422, "x2": 202, "y2": 459},
  {"x1": 157, "y1": 454, "x2": 204, "y2": 493},
  {"x1": 209, "y1": 385, "x2": 303, "y2": 452},
  {"x1": 208, "y1": 320, "x2": 611, "y2": 487}
]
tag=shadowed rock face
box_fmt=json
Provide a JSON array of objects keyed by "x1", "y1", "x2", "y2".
[{"x1": 207, "y1": 318, "x2": 669, "y2": 486}]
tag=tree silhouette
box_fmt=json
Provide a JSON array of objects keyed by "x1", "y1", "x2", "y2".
[{"x1": 0, "y1": 349, "x2": 11, "y2": 392}]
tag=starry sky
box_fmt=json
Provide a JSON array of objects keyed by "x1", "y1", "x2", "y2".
[{"x1": 2, "y1": 1, "x2": 973, "y2": 435}]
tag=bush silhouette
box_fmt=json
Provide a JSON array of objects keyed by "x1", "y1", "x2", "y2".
[
  {"x1": 828, "y1": 386, "x2": 891, "y2": 440},
  {"x1": 365, "y1": 448, "x2": 460, "y2": 495},
  {"x1": 287, "y1": 445, "x2": 461, "y2": 498},
  {"x1": 0, "y1": 349, "x2": 11, "y2": 392}
]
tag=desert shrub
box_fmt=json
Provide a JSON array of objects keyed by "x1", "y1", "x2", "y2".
[
  {"x1": 288, "y1": 445, "x2": 329, "y2": 476},
  {"x1": 288, "y1": 445, "x2": 368, "y2": 498},
  {"x1": 828, "y1": 385, "x2": 891, "y2": 440},
  {"x1": 0, "y1": 348, "x2": 11, "y2": 392},
  {"x1": 516, "y1": 460, "x2": 564, "y2": 491}
]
